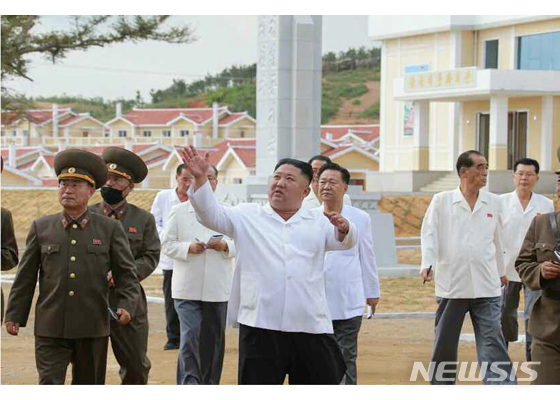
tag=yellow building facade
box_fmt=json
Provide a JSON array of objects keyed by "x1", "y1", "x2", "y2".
[{"x1": 369, "y1": 15, "x2": 560, "y2": 193}]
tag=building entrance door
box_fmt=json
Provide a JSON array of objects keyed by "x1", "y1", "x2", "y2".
[
  {"x1": 507, "y1": 111, "x2": 528, "y2": 169},
  {"x1": 476, "y1": 113, "x2": 490, "y2": 160}
]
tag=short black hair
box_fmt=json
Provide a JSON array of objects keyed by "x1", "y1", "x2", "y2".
[
  {"x1": 456, "y1": 150, "x2": 483, "y2": 176},
  {"x1": 176, "y1": 163, "x2": 189, "y2": 176},
  {"x1": 308, "y1": 155, "x2": 331, "y2": 165},
  {"x1": 514, "y1": 158, "x2": 540, "y2": 175},
  {"x1": 274, "y1": 158, "x2": 313, "y2": 184},
  {"x1": 317, "y1": 162, "x2": 350, "y2": 185}
]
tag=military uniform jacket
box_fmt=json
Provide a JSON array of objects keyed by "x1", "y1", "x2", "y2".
[
  {"x1": 5, "y1": 210, "x2": 140, "y2": 339},
  {"x1": 90, "y1": 202, "x2": 160, "y2": 318},
  {"x1": 515, "y1": 211, "x2": 560, "y2": 345},
  {"x1": 1, "y1": 208, "x2": 18, "y2": 271},
  {"x1": 2, "y1": 207, "x2": 19, "y2": 321}
]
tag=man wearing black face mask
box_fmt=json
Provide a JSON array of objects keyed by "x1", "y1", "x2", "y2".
[{"x1": 90, "y1": 147, "x2": 161, "y2": 385}]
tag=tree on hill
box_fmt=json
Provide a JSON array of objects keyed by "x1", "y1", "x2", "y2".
[{"x1": 1, "y1": 15, "x2": 196, "y2": 110}]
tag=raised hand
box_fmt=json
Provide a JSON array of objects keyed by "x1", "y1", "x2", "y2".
[
  {"x1": 323, "y1": 211, "x2": 350, "y2": 234},
  {"x1": 178, "y1": 145, "x2": 210, "y2": 179}
]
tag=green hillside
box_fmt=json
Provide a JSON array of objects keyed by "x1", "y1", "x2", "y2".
[{"x1": 31, "y1": 67, "x2": 381, "y2": 125}]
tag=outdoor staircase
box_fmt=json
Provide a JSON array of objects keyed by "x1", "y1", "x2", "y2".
[{"x1": 419, "y1": 172, "x2": 460, "y2": 193}]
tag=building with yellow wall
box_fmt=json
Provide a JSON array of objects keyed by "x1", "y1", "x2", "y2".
[{"x1": 369, "y1": 15, "x2": 560, "y2": 193}]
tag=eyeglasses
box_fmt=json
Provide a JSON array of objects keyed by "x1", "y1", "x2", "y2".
[{"x1": 207, "y1": 176, "x2": 217, "y2": 181}]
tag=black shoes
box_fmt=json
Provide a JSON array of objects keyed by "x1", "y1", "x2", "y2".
[{"x1": 163, "y1": 340, "x2": 180, "y2": 350}]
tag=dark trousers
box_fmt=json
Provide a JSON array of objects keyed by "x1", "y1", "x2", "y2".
[
  {"x1": 531, "y1": 337, "x2": 560, "y2": 385},
  {"x1": 110, "y1": 313, "x2": 151, "y2": 384},
  {"x1": 332, "y1": 316, "x2": 363, "y2": 385},
  {"x1": 501, "y1": 281, "x2": 541, "y2": 361},
  {"x1": 35, "y1": 336, "x2": 109, "y2": 385},
  {"x1": 174, "y1": 300, "x2": 228, "y2": 385},
  {"x1": 431, "y1": 297, "x2": 516, "y2": 385},
  {"x1": 238, "y1": 324, "x2": 346, "y2": 385},
  {"x1": 162, "y1": 269, "x2": 180, "y2": 343}
]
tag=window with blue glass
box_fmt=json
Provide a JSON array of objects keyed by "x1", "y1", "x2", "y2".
[{"x1": 517, "y1": 31, "x2": 560, "y2": 71}]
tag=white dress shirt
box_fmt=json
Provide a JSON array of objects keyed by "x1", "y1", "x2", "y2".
[
  {"x1": 421, "y1": 187, "x2": 506, "y2": 299},
  {"x1": 500, "y1": 191, "x2": 554, "y2": 282},
  {"x1": 151, "y1": 188, "x2": 184, "y2": 270},
  {"x1": 319, "y1": 204, "x2": 380, "y2": 320},
  {"x1": 302, "y1": 190, "x2": 352, "y2": 209},
  {"x1": 162, "y1": 201, "x2": 236, "y2": 302},
  {"x1": 187, "y1": 181, "x2": 358, "y2": 334}
]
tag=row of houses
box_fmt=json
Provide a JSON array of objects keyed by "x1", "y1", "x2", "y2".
[
  {"x1": 1, "y1": 103, "x2": 257, "y2": 148},
  {"x1": 1, "y1": 124, "x2": 380, "y2": 190}
]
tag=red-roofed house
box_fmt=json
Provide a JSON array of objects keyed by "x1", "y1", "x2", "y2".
[
  {"x1": 105, "y1": 103, "x2": 256, "y2": 146},
  {"x1": 1, "y1": 104, "x2": 105, "y2": 147}
]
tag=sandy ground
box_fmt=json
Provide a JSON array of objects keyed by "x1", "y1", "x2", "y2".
[{"x1": 1, "y1": 274, "x2": 532, "y2": 385}]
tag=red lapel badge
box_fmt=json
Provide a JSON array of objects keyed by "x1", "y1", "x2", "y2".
[
  {"x1": 487, "y1": 213, "x2": 493, "y2": 218},
  {"x1": 128, "y1": 227, "x2": 137, "y2": 233},
  {"x1": 92, "y1": 239, "x2": 102, "y2": 245}
]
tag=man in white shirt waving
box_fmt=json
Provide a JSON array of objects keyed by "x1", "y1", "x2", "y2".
[
  {"x1": 179, "y1": 145, "x2": 357, "y2": 385},
  {"x1": 151, "y1": 164, "x2": 192, "y2": 350},
  {"x1": 316, "y1": 162, "x2": 380, "y2": 385},
  {"x1": 500, "y1": 158, "x2": 554, "y2": 361},
  {"x1": 421, "y1": 150, "x2": 515, "y2": 385},
  {"x1": 162, "y1": 164, "x2": 236, "y2": 385}
]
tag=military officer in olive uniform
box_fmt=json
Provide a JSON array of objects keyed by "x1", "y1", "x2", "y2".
[
  {"x1": 90, "y1": 147, "x2": 160, "y2": 385},
  {"x1": 515, "y1": 146, "x2": 560, "y2": 385},
  {"x1": 4, "y1": 149, "x2": 140, "y2": 385},
  {"x1": 1, "y1": 156, "x2": 19, "y2": 323}
]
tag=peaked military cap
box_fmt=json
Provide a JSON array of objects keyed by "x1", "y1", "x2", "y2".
[
  {"x1": 102, "y1": 147, "x2": 148, "y2": 184},
  {"x1": 54, "y1": 149, "x2": 107, "y2": 189}
]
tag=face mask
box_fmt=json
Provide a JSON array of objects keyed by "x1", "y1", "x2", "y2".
[{"x1": 101, "y1": 186, "x2": 124, "y2": 205}]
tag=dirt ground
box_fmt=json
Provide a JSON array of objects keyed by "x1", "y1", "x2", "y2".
[{"x1": 1, "y1": 274, "x2": 532, "y2": 385}]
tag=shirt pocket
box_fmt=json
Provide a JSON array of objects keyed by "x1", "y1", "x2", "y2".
[
  {"x1": 40, "y1": 244, "x2": 61, "y2": 267},
  {"x1": 535, "y1": 243, "x2": 556, "y2": 263},
  {"x1": 87, "y1": 245, "x2": 110, "y2": 256},
  {"x1": 126, "y1": 232, "x2": 142, "y2": 256}
]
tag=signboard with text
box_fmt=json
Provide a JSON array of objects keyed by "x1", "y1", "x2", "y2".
[{"x1": 404, "y1": 67, "x2": 477, "y2": 92}]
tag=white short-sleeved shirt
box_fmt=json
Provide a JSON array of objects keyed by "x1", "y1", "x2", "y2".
[
  {"x1": 500, "y1": 191, "x2": 554, "y2": 282},
  {"x1": 151, "y1": 188, "x2": 183, "y2": 270}
]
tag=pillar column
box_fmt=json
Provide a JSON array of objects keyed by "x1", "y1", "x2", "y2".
[
  {"x1": 412, "y1": 100, "x2": 429, "y2": 171},
  {"x1": 489, "y1": 95, "x2": 508, "y2": 170},
  {"x1": 541, "y1": 96, "x2": 553, "y2": 171}
]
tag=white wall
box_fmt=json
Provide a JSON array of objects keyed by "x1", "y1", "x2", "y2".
[{"x1": 368, "y1": 15, "x2": 555, "y2": 40}]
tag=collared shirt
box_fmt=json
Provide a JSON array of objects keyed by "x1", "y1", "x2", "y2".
[
  {"x1": 151, "y1": 188, "x2": 184, "y2": 270},
  {"x1": 500, "y1": 191, "x2": 554, "y2": 282},
  {"x1": 187, "y1": 181, "x2": 357, "y2": 334},
  {"x1": 61, "y1": 209, "x2": 90, "y2": 231},
  {"x1": 101, "y1": 201, "x2": 127, "y2": 221},
  {"x1": 302, "y1": 190, "x2": 352, "y2": 210},
  {"x1": 162, "y1": 200, "x2": 236, "y2": 302},
  {"x1": 421, "y1": 187, "x2": 505, "y2": 299},
  {"x1": 318, "y1": 204, "x2": 380, "y2": 320}
]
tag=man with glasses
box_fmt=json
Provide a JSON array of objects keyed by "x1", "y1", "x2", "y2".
[
  {"x1": 151, "y1": 164, "x2": 192, "y2": 350},
  {"x1": 162, "y1": 165, "x2": 235, "y2": 385},
  {"x1": 500, "y1": 158, "x2": 554, "y2": 361}
]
